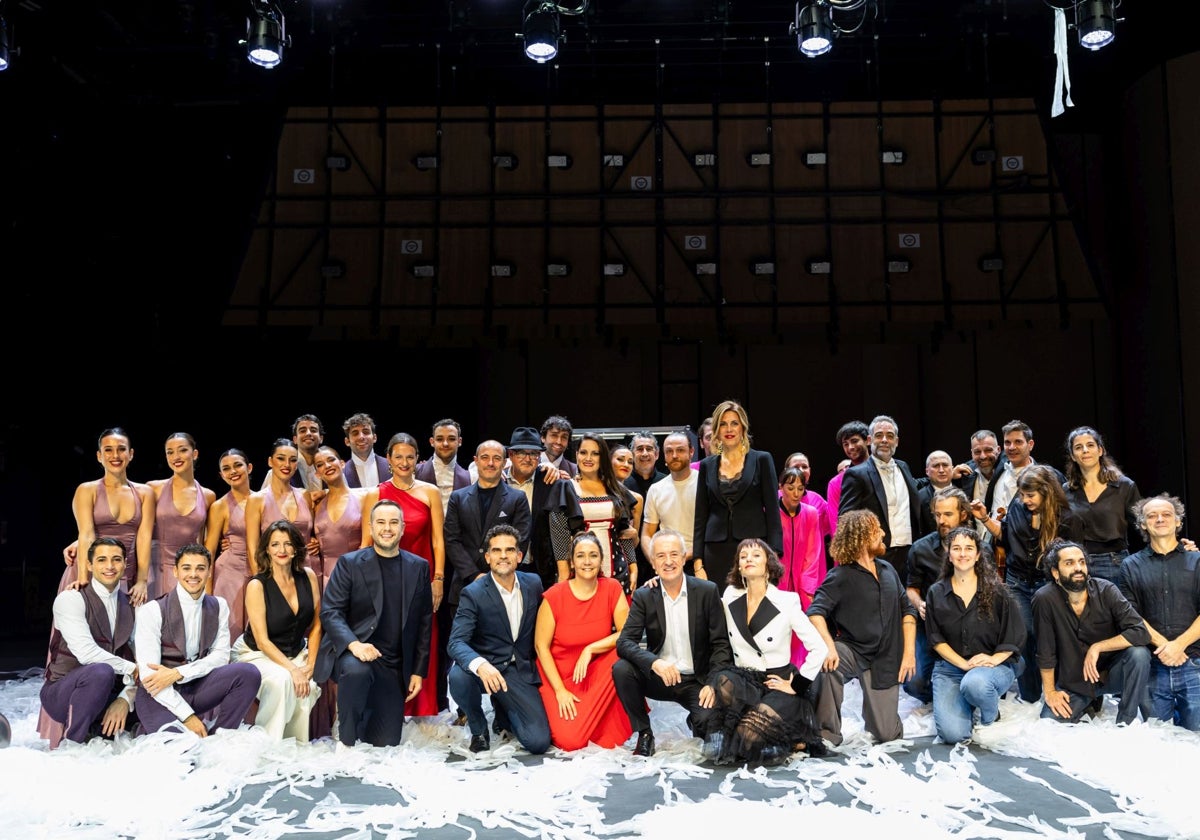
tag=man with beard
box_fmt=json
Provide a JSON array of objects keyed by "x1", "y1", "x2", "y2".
[
  {"x1": 1033, "y1": 540, "x2": 1150, "y2": 725},
  {"x1": 825, "y1": 420, "x2": 868, "y2": 535},
  {"x1": 640, "y1": 431, "x2": 699, "y2": 577},
  {"x1": 808, "y1": 510, "x2": 918, "y2": 746},
  {"x1": 903, "y1": 487, "x2": 972, "y2": 703},
  {"x1": 953, "y1": 430, "x2": 1002, "y2": 531},
  {"x1": 539, "y1": 415, "x2": 577, "y2": 477}
]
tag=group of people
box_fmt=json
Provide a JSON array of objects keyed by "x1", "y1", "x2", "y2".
[{"x1": 37, "y1": 403, "x2": 1200, "y2": 766}]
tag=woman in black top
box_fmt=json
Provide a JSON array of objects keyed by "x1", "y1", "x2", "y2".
[
  {"x1": 1062, "y1": 426, "x2": 1141, "y2": 586},
  {"x1": 233, "y1": 519, "x2": 322, "y2": 741},
  {"x1": 692, "y1": 400, "x2": 783, "y2": 587},
  {"x1": 976, "y1": 464, "x2": 1079, "y2": 703},
  {"x1": 926, "y1": 527, "x2": 1025, "y2": 744}
]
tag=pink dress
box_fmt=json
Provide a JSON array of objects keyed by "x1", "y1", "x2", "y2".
[
  {"x1": 312, "y1": 489, "x2": 366, "y2": 588},
  {"x1": 58, "y1": 480, "x2": 143, "y2": 593},
  {"x1": 378, "y1": 482, "x2": 441, "y2": 717},
  {"x1": 260, "y1": 486, "x2": 319, "y2": 568},
  {"x1": 212, "y1": 492, "x2": 250, "y2": 641},
  {"x1": 152, "y1": 480, "x2": 209, "y2": 597}
]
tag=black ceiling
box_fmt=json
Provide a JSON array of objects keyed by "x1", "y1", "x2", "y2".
[{"x1": 0, "y1": 1, "x2": 1181, "y2": 112}]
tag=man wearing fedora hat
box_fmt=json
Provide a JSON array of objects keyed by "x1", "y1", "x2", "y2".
[{"x1": 503, "y1": 426, "x2": 567, "y2": 590}]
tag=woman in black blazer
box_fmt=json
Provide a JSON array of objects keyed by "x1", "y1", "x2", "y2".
[{"x1": 692, "y1": 400, "x2": 783, "y2": 587}]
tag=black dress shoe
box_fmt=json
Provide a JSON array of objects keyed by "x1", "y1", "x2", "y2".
[
  {"x1": 469, "y1": 733, "x2": 490, "y2": 753},
  {"x1": 633, "y1": 730, "x2": 655, "y2": 757}
]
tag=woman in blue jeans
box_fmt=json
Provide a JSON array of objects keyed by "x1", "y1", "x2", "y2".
[{"x1": 926, "y1": 527, "x2": 1026, "y2": 743}]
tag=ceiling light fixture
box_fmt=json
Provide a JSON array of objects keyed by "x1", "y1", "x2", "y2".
[
  {"x1": 1076, "y1": 0, "x2": 1117, "y2": 51},
  {"x1": 521, "y1": 0, "x2": 588, "y2": 64},
  {"x1": 792, "y1": 3, "x2": 833, "y2": 57},
  {"x1": 243, "y1": 1, "x2": 289, "y2": 69}
]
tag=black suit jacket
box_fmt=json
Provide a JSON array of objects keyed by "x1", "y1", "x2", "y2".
[
  {"x1": 616, "y1": 575, "x2": 731, "y2": 683},
  {"x1": 447, "y1": 571, "x2": 544, "y2": 687},
  {"x1": 342, "y1": 453, "x2": 392, "y2": 489},
  {"x1": 415, "y1": 459, "x2": 471, "y2": 493},
  {"x1": 316, "y1": 546, "x2": 433, "y2": 685},
  {"x1": 444, "y1": 482, "x2": 532, "y2": 604},
  {"x1": 838, "y1": 458, "x2": 924, "y2": 548},
  {"x1": 692, "y1": 449, "x2": 784, "y2": 556}
]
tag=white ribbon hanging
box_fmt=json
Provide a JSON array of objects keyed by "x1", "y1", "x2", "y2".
[{"x1": 1052, "y1": 7, "x2": 1074, "y2": 118}]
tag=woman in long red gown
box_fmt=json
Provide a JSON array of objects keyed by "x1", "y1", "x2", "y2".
[{"x1": 534, "y1": 531, "x2": 632, "y2": 751}]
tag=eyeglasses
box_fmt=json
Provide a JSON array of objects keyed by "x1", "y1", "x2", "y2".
[{"x1": 511, "y1": 450, "x2": 540, "y2": 459}]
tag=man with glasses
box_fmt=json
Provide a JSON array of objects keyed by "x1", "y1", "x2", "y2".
[{"x1": 503, "y1": 426, "x2": 565, "y2": 589}]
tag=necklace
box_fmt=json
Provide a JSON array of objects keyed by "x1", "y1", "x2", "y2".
[{"x1": 392, "y1": 476, "x2": 416, "y2": 491}]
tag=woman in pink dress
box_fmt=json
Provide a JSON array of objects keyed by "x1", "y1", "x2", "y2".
[
  {"x1": 63, "y1": 427, "x2": 155, "y2": 604},
  {"x1": 777, "y1": 467, "x2": 826, "y2": 670},
  {"x1": 534, "y1": 531, "x2": 632, "y2": 750},
  {"x1": 148, "y1": 432, "x2": 216, "y2": 598},
  {"x1": 309, "y1": 445, "x2": 366, "y2": 739},
  {"x1": 205, "y1": 448, "x2": 255, "y2": 641},
  {"x1": 361, "y1": 432, "x2": 446, "y2": 716},
  {"x1": 246, "y1": 439, "x2": 319, "y2": 573}
]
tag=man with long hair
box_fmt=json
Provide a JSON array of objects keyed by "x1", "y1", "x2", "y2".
[{"x1": 807, "y1": 510, "x2": 918, "y2": 746}]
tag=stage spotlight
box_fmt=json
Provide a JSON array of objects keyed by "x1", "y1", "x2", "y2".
[
  {"x1": 523, "y1": 2, "x2": 560, "y2": 63},
  {"x1": 1076, "y1": 0, "x2": 1116, "y2": 51},
  {"x1": 243, "y1": 0, "x2": 289, "y2": 69},
  {"x1": 792, "y1": 3, "x2": 833, "y2": 58},
  {"x1": 0, "y1": 16, "x2": 11, "y2": 72}
]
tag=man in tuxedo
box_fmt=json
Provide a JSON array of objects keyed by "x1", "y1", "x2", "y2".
[
  {"x1": 613, "y1": 528, "x2": 731, "y2": 757},
  {"x1": 415, "y1": 418, "x2": 471, "y2": 514},
  {"x1": 318, "y1": 498, "x2": 434, "y2": 747},
  {"x1": 447, "y1": 524, "x2": 551, "y2": 754},
  {"x1": 837, "y1": 414, "x2": 924, "y2": 586},
  {"x1": 341, "y1": 411, "x2": 391, "y2": 489}
]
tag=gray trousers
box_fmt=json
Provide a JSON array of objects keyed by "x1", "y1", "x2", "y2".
[{"x1": 815, "y1": 641, "x2": 902, "y2": 746}]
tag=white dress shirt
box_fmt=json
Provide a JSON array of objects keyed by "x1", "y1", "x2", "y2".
[
  {"x1": 352, "y1": 452, "x2": 380, "y2": 488},
  {"x1": 991, "y1": 459, "x2": 1037, "y2": 517},
  {"x1": 658, "y1": 577, "x2": 695, "y2": 675},
  {"x1": 873, "y1": 456, "x2": 913, "y2": 547},
  {"x1": 432, "y1": 457, "x2": 457, "y2": 514},
  {"x1": 134, "y1": 586, "x2": 232, "y2": 721},
  {"x1": 52, "y1": 580, "x2": 138, "y2": 708}
]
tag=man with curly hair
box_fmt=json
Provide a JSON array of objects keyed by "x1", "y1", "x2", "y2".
[{"x1": 807, "y1": 510, "x2": 918, "y2": 746}]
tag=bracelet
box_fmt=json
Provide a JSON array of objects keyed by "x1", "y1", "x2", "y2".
[{"x1": 433, "y1": 575, "x2": 444, "y2": 581}]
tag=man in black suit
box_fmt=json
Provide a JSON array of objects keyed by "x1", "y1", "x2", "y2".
[
  {"x1": 447, "y1": 524, "x2": 551, "y2": 754},
  {"x1": 443, "y1": 439, "x2": 533, "y2": 720},
  {"x1": 613, "y1": 528, "x2": 731, "y2": 757},
  {"x1": 318, "y1": 498, "x2": 434, "y2": 747},
  {"x1": 415, "y1": 418, "x2": 471, "y2": 515},
  {"x1": 341, "y1": 411, "x2": 392, "y2": 489},
  {"x1": 445, "y1": 440, "x2": 533, "y2": 606},
  {"x1": 837, "y1": 414, "x2": 924, "y2": 586},
  {"x1": 951, "y1": 429, "x2": 1003, "y2": 518}
]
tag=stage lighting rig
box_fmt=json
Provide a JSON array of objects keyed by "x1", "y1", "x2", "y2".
[
  {"x1": 790, "y1": 0, "x2": 876, "y2": 58},
  {"x1": 522, "y1": 0, "x2": 589, "y2": 64}
]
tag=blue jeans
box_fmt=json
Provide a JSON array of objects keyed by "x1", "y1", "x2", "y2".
[
  {"x1": 931, "y1": 659, "x2": 1018, "y2": 743},
  {"x1": 1040, "y1": 645, "x2": 1151, "y2": 725},
  {"x1": 1148, "y1": 657, "x2": 1200, "y2": 731},
  {"x1": 903, "y1": 623, "x2": 934, "y2": 704},
  {"x1": 1086, "y1": 550, "x2": 1129, "y2": 588},
  {"x1": 1005, "y1": 571, "x2": 1045, "y2": 703}
]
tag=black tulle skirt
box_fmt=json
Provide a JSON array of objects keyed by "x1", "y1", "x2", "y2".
[{"x1": 705, "y1": 664, "x2": 826, "y2": 763}]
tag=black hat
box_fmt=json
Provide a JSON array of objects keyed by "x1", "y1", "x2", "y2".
[{"x1": 507, "y1": 427, "x2": 545, "y2": 451}]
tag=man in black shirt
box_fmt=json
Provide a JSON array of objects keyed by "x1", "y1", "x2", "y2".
[
  {"x1": 1032, "y1": 540, "x2": 1150, "y2": 725},
  {"x1": 809, "y1": 510, "x2": 918, "y2": 746},
  {"x1": 1121, "y1": 495, "x2": 1200, "y2": 730}
]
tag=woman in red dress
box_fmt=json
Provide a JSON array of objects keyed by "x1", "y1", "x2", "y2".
[
  {"x1": 534, "y1": 531, "x2": 633, "y2": 751},
  {"x1": 361, "y1": 432, "x2": 446, "y2": 716}
]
